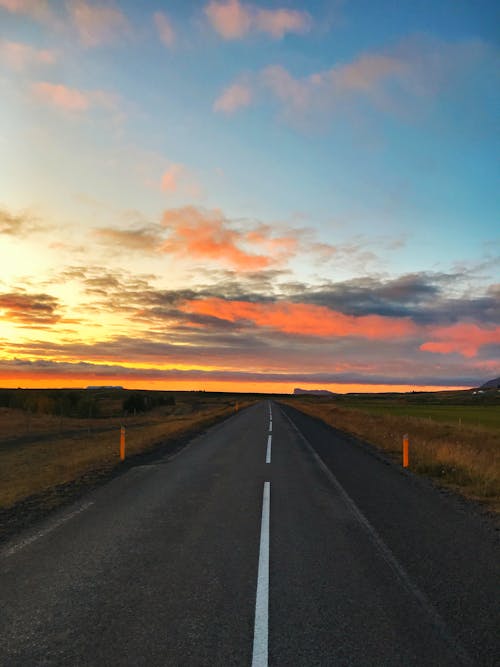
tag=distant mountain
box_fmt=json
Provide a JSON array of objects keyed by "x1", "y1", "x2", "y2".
[
  {"x1": 293, "y1": 388, "x2": 336, "y2": 396},
  {"x1": 479, "y1": 377, "x2": 500, "y2": 389}
]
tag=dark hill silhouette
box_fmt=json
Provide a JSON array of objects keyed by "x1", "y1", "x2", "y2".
[{"x1": 480, "y1": 377, "x2": 500, "y2": 389}]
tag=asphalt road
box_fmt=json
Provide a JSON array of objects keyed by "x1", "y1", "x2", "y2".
[{"x1": 1, "y1": 401, "x2": 498, "y2": 666}]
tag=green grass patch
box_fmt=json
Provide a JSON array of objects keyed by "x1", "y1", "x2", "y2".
[{"x1": 338, "y1": 402, "x2": 500, "y2": 430}]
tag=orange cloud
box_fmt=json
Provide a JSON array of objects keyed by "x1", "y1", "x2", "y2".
[
  {"x1": 68, "y1": 1, "x2": 130, "y2": 47},
  {"x1": 154, "y1": 11, "x2": 176, "y2": 48},
  {"x1": 161, "y1": 164, "x2": 183, "y2": 192},
  {"x1": 0, "y1": 40, "x2": 56, "y2": 70},
  {"x1": 32, "y1": 81, "x2": 117, "y2": 112},
  {"x1": 205, "y1": 0, "x2": 252, "y2": 39},
  {"x1": 160, "y1": 164, "x2": 201, "y2": 198},
  {"x1": 421, "y1": 323, "x2": 500, "y2": 358},
  {"x1": 245, "y1": 223, "x2": 298, "y2": 255},
  {"x1": 182, "y1": 297, "x2": 417, "y2": 339},
  {"x1": 205, "y1": 0, "x2": 311, "y2": 40},
  {"x1": 214, "y1": 82, "x2": 253, "y2": 113},
  {"x1": 32, "y1": 82, "x2": 90, "y2": 111},
  {"x1": 160, "y1": 207, "x2": 269, "y2": 270},
  {"x1": 160, "y1": 207, "x2": 298, "y2": 270}
]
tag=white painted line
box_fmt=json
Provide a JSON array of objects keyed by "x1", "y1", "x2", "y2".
[
  {"x1": 252, "y1": 482, "x2": 270, "y2": 667},
  {"x1": 266, "y1": 434, "x2": 272, "y2": 464},
  {"x1": 269, "y1": 420, "x2": 272, "y2": 432},
  {"x1": 2, "y1": 501, "x2": 94, "y2": 558}
]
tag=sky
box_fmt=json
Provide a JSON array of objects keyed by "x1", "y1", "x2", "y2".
[{"x1": 0, "y1": 0, "x2": 499, "y2": 394}]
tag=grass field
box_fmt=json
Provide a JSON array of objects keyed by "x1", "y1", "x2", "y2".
[
  {"x1": 283, "y1": 390, "x2": 500, "y2": 514},
  {"x1": 336, "y1": 401, "x2": 500, "y2": 430},
  {"x1": 0, "y1": 390, "x2": 257, "y2": 510}
]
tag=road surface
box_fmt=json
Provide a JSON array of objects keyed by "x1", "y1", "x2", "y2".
[{"x1": 1, "y1": 401, "x2": 498, "y2": 666}]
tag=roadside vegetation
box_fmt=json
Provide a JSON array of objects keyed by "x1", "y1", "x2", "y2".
[
  {"x1": 282, "y1": 389, "x2": 500, "y2": 513},
  {"x1": 0, "y1": 389, "x2": 256, "y2": 510}
]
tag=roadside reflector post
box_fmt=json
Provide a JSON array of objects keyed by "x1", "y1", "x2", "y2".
[
  {"x1": 120, "y1": 426, "x2": 126, "y2": 461},
  {"x1": 235, "y1": 402, "x2": 239, "y2": 412},
  {"x1": 403, "y1": 434, "x2": 409, "y2": 468}
]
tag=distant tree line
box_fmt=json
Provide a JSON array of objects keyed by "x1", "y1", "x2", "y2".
[
  {"x1": 0, "y1": 389, "x2": 102, "y2": 418},
  {"x1": 122, "y1": 392, "x2": 175, "y2": 415},
  {"x1": 0, "y1": 389, "x2": 175, "y2": 418}
]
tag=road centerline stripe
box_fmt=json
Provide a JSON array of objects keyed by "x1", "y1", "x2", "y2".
[
  {"x1": 266, "y1": 435, "x2": 272, "y2": 464},
  {"x1": 252, "y1": 481, "x2": 270, "y2": 667}
]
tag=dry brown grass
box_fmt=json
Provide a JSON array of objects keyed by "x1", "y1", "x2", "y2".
[
  {"x1": 0, "y1": 400, "x2": 250, "y2": 509},
  {"x1": 281, "y1": 399, "x2": 500, "y2": 513}
]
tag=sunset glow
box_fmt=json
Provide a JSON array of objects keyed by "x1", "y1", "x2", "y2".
[{"x1": 0, "y1": 1, "x2": 498, "y2": 393}]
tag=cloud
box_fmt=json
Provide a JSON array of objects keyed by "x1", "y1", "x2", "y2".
[
  {"x1": 154, "y1": 11, "x2": 175, "y2": 48},
  {"x1": 32, "y1": 81, "x2": 89, "y2": 111},
  {"x1": 216, "y1": 37, "x2": 495, "y2": 126},
  {"x1": 0, "y1": 40, "x2": 57, "y2": 70},
  {"x1": 0, "y1": 291, "x2": 60, "y2": 326},
  {"x1": 160, "y1": 163, "x2": 201, "y2": 198},
  {"x1": 53, "y1": 206, "x2": 329, "y2": 271},
  {"x1": 291, "y1": 273, "x2": 444, "y2": 320},
  {"x1": 285, "y1": 273, "x2": 500, "y2": 327},
  {"x1": 260, "y1": 54, "x2": 406, "y2": 117},
  {"x1": 214, "y1": 52, "x2": 407, "y2": 122},
  {"x1": 205, "y1": 0, "x2": 251, "y2": 39},
  {"x1": 0, "y1": 1, "x2": 131, "y2": 45},
  {"x1": 0, "y1": 207, "x2": 44, "y2": 236},
  {"x1": 182, "y1": 297, "x2": 417, "y2": 339},
  {"x1": 213, "y1": 82, "x2": 253, "y2": 114},
  {"x1": 160, "y1": 164, "x2": 183, "y2": 192},
  {"x1": 161, "y1": 207, "x2": 269, "y2": 270},
  {"x1": 421, "y1": 323, "x2": 500, "y2": 358},
  {"x1": 205, "y1": 0, "x2": 311, "y2": 40},
  {"x1": 160, "y1": 206, "x2": 298, "y2": 270},
  {"x1": 93, "y1": 225, "x2": 162, "y2": 253},
  {"x1": 0, "y1": 0, "x2": 54, "y2": 24},
  {"x1": 255, "y1": 7, "x2": 312, "y2": 39},
  {"x1": 32, "y1": 81, "x2": 118, "y2": 113},
  {"x1": 3, "y1": 265, "x2": 496, "y2": 390},
  {"x1": 67, "y1": 1, "x2": 130, "y2": 47}
]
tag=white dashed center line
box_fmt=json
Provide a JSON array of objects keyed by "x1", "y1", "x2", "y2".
[{"x1": 252, "y1": 481, "x2": 270, "y2": 667}]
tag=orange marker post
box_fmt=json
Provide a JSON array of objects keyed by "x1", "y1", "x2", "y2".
[
  {"x1": 235, "y1": 402, "x2": 239, "y2": 412},
  {"x1": 403, "y1": 434, "x2": 409, "y2": 468},
  {"x1": 120, "y1": 426, "x2": 126, "y2": 461}
]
